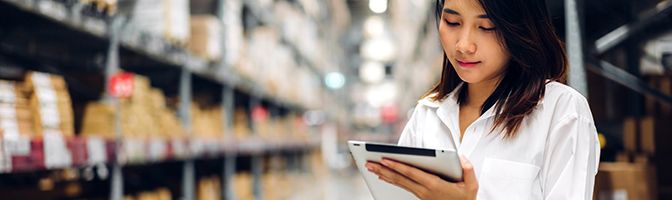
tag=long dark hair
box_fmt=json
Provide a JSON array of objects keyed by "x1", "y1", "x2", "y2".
[{"x1": 429, "y1": 0, "x2": 567, "y2": 138}]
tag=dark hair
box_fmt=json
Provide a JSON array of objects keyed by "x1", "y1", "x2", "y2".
[{"x1": 429, "y1": 0, "x2": 567, "y2": 138}]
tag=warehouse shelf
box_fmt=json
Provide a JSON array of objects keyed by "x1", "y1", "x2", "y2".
[
  {"x1": 0, "y1": 0, "x2": 309, "y2": 112},
  {"x1": 1, "y1": 136, "x2": 319, "y2": 174}
]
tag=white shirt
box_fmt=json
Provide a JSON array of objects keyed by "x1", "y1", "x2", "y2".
[{"x1": 398, "y1": 82, "x2": 600, "y2": 200}]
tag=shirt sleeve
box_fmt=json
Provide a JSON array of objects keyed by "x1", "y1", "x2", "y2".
[
  {"x1": 397, "y1": 105, "x2": 420, "y2": 147},
  {"x1": 542, "y1": 113, "x2": 601, "y2": 200}
]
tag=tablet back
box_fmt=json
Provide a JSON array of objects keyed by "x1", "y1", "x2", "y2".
[{"x1": 348, "y1": 140, "x2": 462, "y2": 200}]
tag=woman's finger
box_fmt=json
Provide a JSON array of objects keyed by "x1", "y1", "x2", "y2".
[
  {"x1": 459, "y1": 155, "x2": 479, "y2": 191},
  {"x1": 366, "y1": 162, "x2": 428, "y2": 197},
  {"x1": 380, "y1": 158, "x2": 439, "y2": 186}
]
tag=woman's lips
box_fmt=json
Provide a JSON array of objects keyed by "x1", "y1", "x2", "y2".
[{"x1": 457, "y1": 60, "x2": 481, "y2": 68}]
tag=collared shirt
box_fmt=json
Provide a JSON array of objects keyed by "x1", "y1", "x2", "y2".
[{"x1": 398, "y1": 81, "x2": 600, "y2": 200}]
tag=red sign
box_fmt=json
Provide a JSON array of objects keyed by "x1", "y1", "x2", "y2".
[{"x1": 108, "y1": 72, "x2": 134, "y2": 98}]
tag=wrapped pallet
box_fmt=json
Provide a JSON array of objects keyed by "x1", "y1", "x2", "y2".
[{"x1": 188, "y1": 15, "x2": 222, "y2": 60}]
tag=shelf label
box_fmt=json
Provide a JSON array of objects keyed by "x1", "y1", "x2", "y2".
[
  {"x1": 109, "y1": 72, "x2": 134, "y2": 99},
  {"x1": 86, "y1": 137, "x2": 107, "y2": 164},
  {"x1": 148, "y1": 139, "x2": 167, "y2": 161},
  {"x1": 3, "y1": 134, "x2": 30, "y2": 156},
  {"x1": 44, "y1": 131, "x2": 72, "y2": 169}
]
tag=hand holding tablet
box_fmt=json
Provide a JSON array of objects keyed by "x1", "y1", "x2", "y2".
[{"x1": 348, "y1": 141, "x2": 474, "y2": 200}]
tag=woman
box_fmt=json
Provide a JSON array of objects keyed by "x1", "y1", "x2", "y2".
[{"x1": 365, "y1": 0, "x2": 600, "y2": 199}]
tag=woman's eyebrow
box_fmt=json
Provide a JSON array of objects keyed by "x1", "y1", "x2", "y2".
[{"x1": 443, "y1": 8, "x2": 489, "y2": 18}]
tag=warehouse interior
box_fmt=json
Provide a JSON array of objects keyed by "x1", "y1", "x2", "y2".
[{"x1": 0, "y1": 0, "x2": 671, "y2": 199}]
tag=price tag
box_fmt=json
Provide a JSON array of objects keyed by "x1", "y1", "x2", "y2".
[
  {"x1": 86, "y1": 137, "x2": 107, "y2": 164},
  {"x1": 108, "y1": 72, "x2": 134, "y2": 99}
]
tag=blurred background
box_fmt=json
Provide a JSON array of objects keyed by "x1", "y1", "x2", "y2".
[{"x1": 0, "y1": 0, "x2": 670, "y2": 199}]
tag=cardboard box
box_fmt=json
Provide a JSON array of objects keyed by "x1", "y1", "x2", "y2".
[
  {"x1": 594, "y1": 162, "x2": 657, "y2": 200},
  {"x1": 659, "y1": 78, "x2": 671, "y2": 116},
  {"x1": 188, "y1": 15, "x2": 222, "y2": 60},
  {"x1": 233, "y1": 108, "x2": 251, "y2": 139},
  {"x1": 197, "y1": 176, "x2": 221, "y2": 200},
  {"x1": 622, "y1": 117, "x2": 638, "y2": 153},
  {"x1": 233, "y1": 173, "x2": 253, "y2": 200},
  {"x1": 640, "y1": 116, "x2": 672, "y2": 155}
]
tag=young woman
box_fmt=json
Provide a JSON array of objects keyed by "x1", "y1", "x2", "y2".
[{"x1": 365, "y1": 0, "x2": 600, "y2": 199}]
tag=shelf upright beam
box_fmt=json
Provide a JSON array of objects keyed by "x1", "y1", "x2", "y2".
[
  {"x1": 221, "y1": 85, "x2": 236, "y2": 200},
  {"x1": 565, "y1": 0, "x2": 588, "y2": 97},
  {"x1": 249, "y1": 94, "x2": 263, "y2": 200},
  {"x1": 104, "y1": 15, "x2": 123, "y2": 200},
  {"x1": 179, "y1": 68, "x2": 195, "y2": 200},
  {"x1": 217, "y1": 0, "x2": 238, "y2": 199}
]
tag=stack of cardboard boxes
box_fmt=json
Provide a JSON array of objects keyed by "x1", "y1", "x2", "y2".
[
  {"x1": 24, "y1": 72, "x2": 75, "y2": 137},
  {"x1": 81, "y1": 74, "x2": 185, "y2": 139},
  {"x1": 596, "y1": 75, "x2": 672, "y2": 199},
  {"x1": 0, "y1": 72, "x2": 75, "y2": 139}
]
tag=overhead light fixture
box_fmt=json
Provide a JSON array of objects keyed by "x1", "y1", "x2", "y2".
[
  {"x1": 369, "y1": 0, "x2": 388, "y2": 14},
  {"x1": 325, "y1": 72, "x2": 346, "y2": 90},
  {"x1": 360, "y1": 61, "x2": 385, "y2": 84},
  {"x1": 364, "y1": 16, "x2": 385, "y2": 37}
]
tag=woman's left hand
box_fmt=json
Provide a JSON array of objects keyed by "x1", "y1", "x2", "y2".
[{"x1": 365, "y1": 155, "x2": 479, "y2": 200}]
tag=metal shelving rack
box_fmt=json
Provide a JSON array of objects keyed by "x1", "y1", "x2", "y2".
[{"x1": 0, "y1": 0, "x2": 323, "y2": 199}]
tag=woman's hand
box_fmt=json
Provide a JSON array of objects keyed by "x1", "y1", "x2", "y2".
[{"x1": 365, "y1": 155, "x2": 478, "y2": 200}]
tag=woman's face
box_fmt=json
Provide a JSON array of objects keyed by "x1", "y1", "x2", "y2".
[{"x1": 439, "y1": 0, "x2": 510, "y2": 85}]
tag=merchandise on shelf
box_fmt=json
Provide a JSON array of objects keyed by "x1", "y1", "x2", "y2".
[
  {"x1": 191, "y1": 103, "x2": 224, "y2": 139},
  {"x1": 188, "y1": 15, "x2": 222, "y2": 61},
  {"x1": 222, "y1": 0, "x2": 244, "y2": 67},
  {"x1": 233, "y1": 108, "x2": 251, "y2": 139},
  {"x1": 594, "y1": 162, "x2": 657, "y2": 200},
  {"x1": 127, "y1": 188, "x2": 172, "y2": 200},
  {"x1": 24, "y1": 72, "x2": 75, "y2": 137},
  {"x1": 233, "y1": 173, "x2": 253, "y2": 200},
  {"x1": 127, "y1": 0, "x2": 190, "y2": 45},
  {"x1": 0, "y1": 80, "x2": 35, "y2": 138},
  {"x1": 81, "y1": 74, "x2": 185, "y2": 139},
  {"x1": 197, "y1": 176, "x2": 221, "y2": 200},
  {"x1": 79, "y1": 0, "x2": 117, "y2": 15}
]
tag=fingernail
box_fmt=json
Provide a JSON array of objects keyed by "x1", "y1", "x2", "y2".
[
  {"x1": 381, "y1": 159, "x2": 390, "y2": 166},
  {"x1": 365, "y1": 163, "x2": 373, "y2": 171}
]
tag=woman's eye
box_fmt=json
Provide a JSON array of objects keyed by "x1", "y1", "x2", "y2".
[
  {"x1": 444, "y1": 20, "x2": 460, "y2": 26},
  {"x1": 479, "y1": 26, "x2": 496, "y2": 31}
]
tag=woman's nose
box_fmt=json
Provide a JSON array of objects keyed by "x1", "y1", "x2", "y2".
[{"x1": 456, "y1": 32, "x2": 476, "y2": 54}]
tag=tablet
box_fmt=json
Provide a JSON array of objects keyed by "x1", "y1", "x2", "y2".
[{"x1": 348, "y1": 140, "x2": 463, "y2": 200}]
